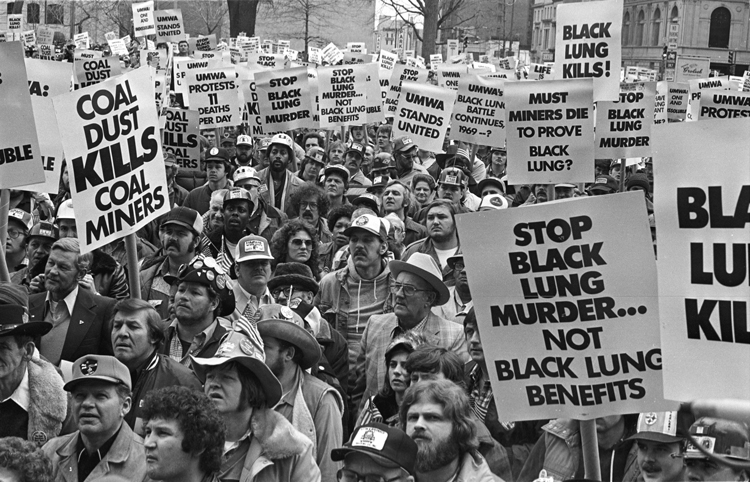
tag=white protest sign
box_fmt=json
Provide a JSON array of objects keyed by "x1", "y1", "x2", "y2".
[
  {"x1": 653, "y1": 81, "x2": 668, "y2": 125},
  {"x1": 21, "y1": 59, "x2": 73, "y2": 194},
  {"x1": 52, "y1": 68, "x2": 170, "y2": 252},
  {"x1": 505, "y1": 78, "x2": 595, "y2": 184},
  {"x1": 554, "y1": 0, "x2": 622, "y2": 101},
  {"x1": 451, "y1": 74, "x2": 505, "y2": 148},
  {"x1": 317, "y1": 65, "x2": 368, "y2": 128},
  {"x1": 362, "y1": 62, "x2": 385, "y2": 124},
  {"x1": 457, "y1": 192, "x2": 670, "y2": 420},
  {"x1": 595, "y1": 82, "x2": 655, "y2": 158},
  {"x1": 742, "y1": 71, "x2": 750, "y2": 92},
  {"x1": 162, "y1": 108, "x2": 200, "y2": 171},
  {"x1": 480, "y1": 68, "x2": 516, "y2": 79},
  {"x1": 392, "y1": 81, "x2": 456, "y2": 153},
  {"x1": 378, "y1": 50, "x2": 398, "y2": 71},
  {"x1": 347, "y1": 42, "x2": 366, "y2": 54},
  {"x1": 74, "y1": 32, "x2": 90, "y2": 50},
  {"x1": 108, "y1": 38, "x2": 129, "y2": 56},
  {"x1": 174, "y1": 57, "x2": 221, "y2": 107},
  {"x1": 699, "y1": 89, "x2": 750, "y2": 120},
  {"x1": 437, "y1": 65, "x2": 467, "y2": 91},
  {"x1": 528, "y1": 63, "x2": 553, "y2": 81},
  {"x1": 74, "y1": 50, "x2": 102, "y2": 61},
  {"x1": 343, "y1": 52, "x2": 371, "y2": 65},
  {"x1": 186, "y1": 67, "x2": 241, "y2": 128},
  {"x1": 255, "y1": 66, "x2": 315, "y2": 131},
  {"x1": 37, "y1": 44, "x2": 55, "y2": 59},
  {"x1": 154, "y1": 9, "x2": 185, "y2": 43},
  {"x1": 321, "y1": 42, "x2": 344, "y2": 64},
  {"x1": 430, "y1": 54, "x2": 443, "y2": 70},
  {"x1": 236, "y1": 64, "x2": 265, "y2": 136},
  {"x1": 0, "y1": 43, "x2": 45, "y2": 189},
  {"x1": 686, "y1": 77, "x2": 736, "y2": 122},
  {"x1": 384, "y1": 64, "x2": 429, "y2": 117},
  {"x1": 192, "y1": 35, "x2": 217, "y2": 53},
  {"x1": 75, "y1": 57, "x2": 122, "y2": 89},
  {"x1": 7, "y1": 14, "x2": 21, "y2": 33},
  {"x1": 21, "y1": 30, "x2": 35, "y2": 46},
  {"x1": 132, "y1": 1, "x2": 156, "y2": 37},
  {"x1": 248, "y1": 53, "x2": 286, "y2": 70},
  {"x1": 667, "y1": 82, "x2": 688, "y2": 121},
  {"x1": 653, "y1": 118, "x2": 750, "y2": 401},
  {"x1": 37, "y1": 26, "x2": 55, "y2": 45},
  {"x1": 675, "y1": 56, "x2": 710, "y2": 83},
  {"x1": 308, "y1": 47, "x2": 321, "y2": 64}
]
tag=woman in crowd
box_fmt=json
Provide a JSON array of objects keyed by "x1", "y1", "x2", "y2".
[
  {"x1": 411, "y1": 173, "x2": 436, "y2": 211},
  {"x1": 271, "y1": 220, "x2": 322, "y2": 280}
]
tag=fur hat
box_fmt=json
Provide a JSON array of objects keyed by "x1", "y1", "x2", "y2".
[{"x1": 267, "y1": 263, "x2": 319, "y2": 295}]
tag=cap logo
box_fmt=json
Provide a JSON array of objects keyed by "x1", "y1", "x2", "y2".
[
  {"x1": 445, "y1": 175, "x2": 458, "y2": 184},
  {"x1": 644, "y1": 412, "x2": 657, "y2": 425},
  {"x1": 216, "y1": 342, "x2": 236, "y2": 357},
  {"x1": 245, "y1": 240, "x2": 265, "y2": 252},
  {"x1": 80, "y1": 359, "x2": 98, "y2": 375},
  {"x1": 31, "y1": 431, "x2": 48, "y2": 444},
  {"x1": 595, "y1": 177, "x2": 608, "y2": 184},
  {"x1": 402, "y1": 138, "x2": 412, "y2": 145},
  {"x1": 209, "y1": 147, "x2": 219, "y2": 156},
  {"x1": 352, "y1": 427, "x2": 388, "y2": 451},
  {"x1": 354, "y1": 216, "x2": 369, "y2": 227},
  {"x1": 687, "y1": 436, "x2": 715, "y2": 455},
  {"x1": 40, "y1": 229, "x2": 53, "y2": 237},
  {"x1": 280, "y1": 306, "x2": 295, "y2": 321},
  {"x1": 490, "y1": 197, "x2": 503, "y2": 206}
]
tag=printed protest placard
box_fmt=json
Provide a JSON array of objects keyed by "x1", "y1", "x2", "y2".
[
  {"x1": 21, "y1": 30, "x2": 35, "y2": 46},
  {"x1": 384, "y1": 64, "x2": 429, "y2": 117},
  {"x1": 378, "y1": 50, "x2": 398, "y2": 71},
  {"x1": 595, "y1": 82, "x2": 655, "y2": 158},
  {"x1": 162, "y1": 108, "x2": 199, "y2": 171},
  {"x1": 108, "y1": 38, "x2": 129, "y2": 56},
  {"x1": 362, "y1": 62, "x2": 385, "y2": 124},
  {"x1": 675, "y1": 56, "x2": 710, "y2": 83},
  {"x1": 457, "y1": 192, "x2": 670, "y2": 420},
  {"x1": 347, "y1": 42, "x2": 366, "y2": 54},
  {"x1": 0, "y1": 43, "x2": 45, "y2": 189},
  {"x1": 154, "y1": 9, "x2": 185, "y2": 43},
  {"x1": 308, "y1": 47, "x2": 321, "y2": 64},
  {"x1": 52, "y1": 68, "x2": 170, "y2": 252},
  {"x1": 247, "y1": 53, "x2": 286, "y2": 70},
  {"x1": 7, "y1": 14, "x2": 21, "y2": 33},
  {"x1": 306, "y1": 66, "x2": 320, "y2": 126},
  {"x1": 255, "y1": 66, "x2": 314, "y2": 131},
  {"x1": 343, "y1": 52, "x2": 371, "y2": 65},
  {"x1": 554, "y1": 0, "x2": 622, "y2": 101},
  {"x1": 430, "y1": 54, "x2": 443, "y2": 70},
  {"x1": 21, "y1": 59, "x2": 74, "y2": 194},
  {"x1": 236, "y1": 63, "x2": 265, "y2": 136},
  {"x1": 451, "y1": 74, "x2": 505, "y2": 148},
  {"x1": 529, "y1": 63, "x2": 553, "y2": 80},
  {"x1": 505, "y1": 78, "x2": 595, "y2": 184},
  {"x1": 321, "y1": 42, "x2": 344, "y2": 64},
  {"x1": 174, "y1": 57, "x2": 221, "y2": 107},
  {"x1": 317, "y1": 65, "x2": 368, "y2": 127},
  {"x1": 392, "y1": 81, "x2": 455, "y2": 153},
  {"x1": 37, "y1": 44, "x2": 55, "y2": 59},
  {"x1": 699, "y1": 90, "x2": 750, "y2": 120},
  {"x1": 667, "y1": 82, "x2": 688, "y2": 121},
  {"x1": 132, "y1": 1, "x2": 156, "y2": 37},
  {"x1": 742, "y1": 71, "x2": 750, "y2": 92},
  {"x1": 654, "y1": 81, "x2": 667, "y2": 124},
  {"x1": 37, "y1": 26, "x2": 55, "y2": 45},
  {"x1": 437, "y1": 65, "x2": 466, "y2": 91},
  {"x1": 74, "y1": 32, "x2": 90, "y2": 50},
  {"x1": 192, "y1": 35, "x2": 217, "y2": 52},
  {"x1": 75, "y1": 57, "x2": 122, "y2": 89},
  {"x1": 652, "y1": 118, "x2": 750, "y2": 401},
  {"x1": 186, "y1": 67, "x2": 241, "y2": 128},
  {"x1": 686, "y1": 77, "x2": 736, "y2": 121}
]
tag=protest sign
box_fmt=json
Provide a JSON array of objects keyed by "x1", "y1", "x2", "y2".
[
  {"x1": 343, "y1": 52, "x2": 371, "y2": 65},
  {"x1": 52, "y1": 68, "x2": 170, "y2": 252},
  {"x1": 479, "y1": 68, "x2": 516, "y2": 79},
  {"x1": 306, "y1": 66, "x2": 320, "y2": 126},
  {"x1": 437, "y1": 65, "x2": 466, "y2": 91},
  {"x1": 190, "y1": 35, "x2": 217, "y2": 53},
  {"x1": 132, "y1": 1, "x2": 156, "y2": 37},
  {"x1": 317, "y1": 65, "x2": 368, "y2": 127},
  {"x1": 0, "y1": 43, "x2": 45, "y2": 189},
  {"x1": 75, "y1": 57, "x2": 122, "y2": 89},
  {"x1": 384, "y1": 64, "x2": 429, "y2": 117},
  {"x1": 108, "y1": 38, "x2": 129, "y2": 56},
  {"x1": 154, "y1": 9, "x2": 185, "y2": 43},
  {"x1": 162, "y1": 108, "x2": 199, "y2": 171},
  {"x1": 362, "y1": 62, "x2": 385, "y2": 124},
  {"x1": 699, "y1": 90, "x2": 750, "y2": 120},
  {"x1": 37, "y1": 44, "x2": 55, "y2": 59},
  {"x1": 321, "y1": 42, "x2": 344, "y2": 64},
  {"x1": 505, "y1": 78, "x2": 595, "y2": 184},
  {"x1": 74, "y1": 50, "x2": 102, "y2": 61},
  {"x1": 742, "y1": 71, "x2": 750, "y2": 92},
  {"x1": 667, "y1": 82, "x2": 688, "y2": 121},
  {"x1": 347, "y1": 42, "x2": 366, "y2": 54},
  {"x1": 74, "y1": 32, "x2": 90, "y2": 50},
  {"x1": 653, "y1": 81, "x2": 667, "y2": 124},
  {"x1": 186, "y1": 67, "x2": 241, "y2": 128},
  {"x1": 675, "y1": 56, "x2": 710, "y2": 82},
  {"x1": 457, "y1": 192, "x2": 670, "y2": 420},
  {"x1": 595, "y1": 82, "x2": 655, "y2": 158},
  {"x1": 21, "y1": 30, "x2": 35, "y2": 46},
  {"x1": 451, "y1": 74, "x2": 505, "y2": 148},
  {"x1": 528, "y1": 63, "x2": 553, "y2": 81},
  {"x1": 255, "y1": 66, "x2": 314, "y2": 131},
  {"x1": 174, "y1": 57, "x2": 221, "y2": 107},
  {"x1": 21, "y1": 58, "x2": 73, "y2": 194},
  {"x1": 247, "y1": 53, "x2": 286, "y2": 70},
  {"x1": 237, "y1": 64, "x2": 265, "y2": 136},
  {"x1": 554, "y1": 0, "x2": 622, "y2": 101},
  {"x1": 652, "y1": 118, "x2": 750, "y2": 401},
  {"x1": 37, "y1": 26, "x2": 55, "y2": 45},
  {"x1": 378, "y1": 50, "x2": 398, "y2": 71},
  {"x1": 392, "y1": 81, "x2": 455, "y2": 153},
  {"x1": 686, "y1": 77, "x2": 736, "y2": 121},
  {"x1": 308, "y1": 46, "x2": 321, "y2": 64},
  {"x1": 429, "y1": 53, "x2": 443, "y2": 70},
  {"x1": 7, "y1": 14, "x2": 21, "y2": 33},
  {"x1": 472, "y1": 61, "x2": 496, "y2": 72}
]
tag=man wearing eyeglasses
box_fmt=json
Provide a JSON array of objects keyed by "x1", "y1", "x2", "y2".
[
  {"x1": 353, "y1": 252, "x2": 467, "y2": 414},
  {"x1": 392, "y1": 137, "x2": 429, "y2": 187},
  {"x1": 331, "y1": 422, "x2": 418, "y2": 482},
  {"x1": 290, "y1": 182, "x2": 333, "y2": 245}
]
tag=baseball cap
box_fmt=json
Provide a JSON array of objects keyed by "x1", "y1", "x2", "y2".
[
  {"x1": 490, "y1": 145, "x2": 507, "y2": 153},
  {"x1": 236, "y1": 134, "x2": 253, "y2": 147},
  {"x1": 162, "y1": 206, "x2": 203, "y2": 235},
  {"x1": 392, "y1": 136, "x2": 417, "y2": 153},
  {"x1": 353, "y1": 193, "x2": 380, "y2": 213},
  {"x1": 331, "y1": 422, "x2": 418, "y2": 475},
  {"x1": 29, "y1": 221, "x2": 59, "y2": 240},
  {"x1": 220, "y1": 136, "x2": 236, "y2": 147},
  {"x1": 555, "y1": 183, "x2": 576, "y2": 189},
  {"x1": 627, "y1": 411, "x2": 687, "y2": 444},
  {"x1": 64, "y1": 355, "x2": 132, "y2": 392},
  {"x1": 163, "y1": 152, "x2": 177, "y2": 167},
  {"x1": 684, "y1": 417, "x2": 750, "y2": 461},
  {"x1": 477, "y1": 177, "x2": 505, "y2": 194},
  {"x1": 589, "y1": 175, "x2": 618, "y2": 193},
  {"x1": 346, "y1": 142, "x2": 365, "y2": 158},
  {"x1": 235, "y1": 235, "x2": 274, "y2": 263},
  {"x1": 479, "y1": 194, "x2": 509, "y2": 210},
  {"x1": 233, "y1": 166, "x2": 261, "y2": 187},
  {"x1": 8, "y1": 209, "x2": 32, "y2": 231},
  {"x1": 305, "y1": 146, "x2": 327, "y2": 165},
  {"x1": 343, "y1": 214, "x2": 388, "y2": 242},
  {"x1": 438, "y1": 167, "x2": 467, "y2": 187},
  {"x1": 258, "y1": 137, "x2": 272, "y2": 151},
  {"x1": 205, "y1": 147, "x2": 231, "y2": 164},
  {"x1": 163, "y1": 256, "x2": 230, "y2": 294}
]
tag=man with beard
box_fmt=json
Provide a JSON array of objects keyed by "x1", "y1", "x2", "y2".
[
  {"x1": 234, "y1": 134, "x2": 253, "y2": 166},
  {"x1": 183, "y1": 147, "x2": 232, "y2": 215},
  {"x1": 400, "y1": 379, "x2": 498, "y2": 481},
  {"x1": 258, "y1": 133, "x2": 305, "y2": 218},
  {"x1": 381, "y1": 180, "x2": 427, "y2": 247},
  {"x1": 432, "y1": 254, "x2": 471, "y2": 323},
  {"x1": 200, "y1": 188, "x2": 254, "y2": 279},
  {"x1": 626, "y1": 411, "x2": 689, "y2": 482},
  {"x1": 392, "y1": 137, "x2": 429, "y2": 186},
  {"x1": 11, "y1": 221, "x2": 58, "y2": 288},
  {"x1": 290, "y1": 182, "x2": 332, "y2": 245},
  {"x1": 230, "y1": 234, "x2": 275, "y2": 322},
  {"x1": 140, "y1": 207, "x2": 204, "y2": 321}
]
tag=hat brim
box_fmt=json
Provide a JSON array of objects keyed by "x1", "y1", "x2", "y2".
[
  {"x1": 343, "y1": 225, "x2": 386, "y2": 242},
  {"x1": 237, "y1": 253, "x2": 275, "y2": 263},
  {"x1": 256, "y1": 320, "x2": 321, "y2": 370},
  {"x1": 64, "y1": 375, "x2": 123, "y2": 392},
  {"x1": 191, "y1": 356, "x2": 282, "y2": 407},
  {"x1": 477, "y1": 179, "x2": 505, "y2": 194},
  {"x1": 626, "y1": 432, "x2": 684, "y2": 444},
  {"x1": 353, "y1": 198, "x2": 379, "y2": 213},
  {"x1": 267, "y1": 274, "x2": 319, "y2": 295},
  {"x1": 389, "y1": 260, "x2": 450, "y2": 306},
  {"x1": 331, "y1": 447, "x2": 401, "y2": 468},
  {"x1": 162, "y1": 219, "x2": 199, "y2": 234},
  {"x1": 0, "y1": 321, "x2": 52, "y2": 338}
]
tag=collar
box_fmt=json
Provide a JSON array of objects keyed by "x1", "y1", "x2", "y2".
[
  {"x1": 0, "y1": 366, "x2": 29, "y2": 411},
  {"x1": 393, "y1": 313, "x2": 430, "y2": 338},
  {"x1": 46, "y1": 285, "x2": 79, "y2": 315},
  {"x1": 76, "y1": 424, "x2": 121, "y2": 460},
  {"x1": 276, "y1": 365, "x2": 304, "y2": 408},
  {"x1": 170, "y1": 318, "x2": 219, "y2": 346},
  {"x1": 223, "y1": 427, "x2": 253, "y2": 456}
]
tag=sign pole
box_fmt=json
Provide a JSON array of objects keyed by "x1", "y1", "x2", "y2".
[
  {"x1": 619, "y1": 157, "x2": 627, "y2": 192},
  {"x1": 0, "y1": 190, "x2": 10, "y2": 282},
  {"x1": 580, "y1": 419, "x2": 601, "y2": 481},
  {"x1": 124, "y1": 233, "x2": 142, "y2": 299}
]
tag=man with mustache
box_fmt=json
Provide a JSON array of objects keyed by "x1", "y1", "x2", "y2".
[
  {"x1": 392, "y1": 137, "x2": 429, "y2": 187},
  {"x1": 230, "y1": 234, "x2": 275, "y2": 323},
  {"x1": 234, "y1": 134, "x2": 254, "y2": 166},
  {"x1": 200, "y1": 188, "x2": 254, "y2": 279},
  {"x1": 234, "y1": 167, "x2": 286, "y2": 243},
  {"x1": 290, "y1": 182, "x2": 333, "y2": 245},
  {"x1": 258, "y1": 133, "x2": 305, "y2": 218},
  {"x1": 140, "y1": 206, "x2": 203, "y2": 321},
  {"x1": 627, "y1": 411, "x2": 688, "y2": 482}
]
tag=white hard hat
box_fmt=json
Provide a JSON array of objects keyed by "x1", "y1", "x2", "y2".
[
  {"x1": 57, "y1": 199, "x2": 75, "y2": 220},
  {"x1": 269, "y1": 133, "x2": 294, "y2": 151}
]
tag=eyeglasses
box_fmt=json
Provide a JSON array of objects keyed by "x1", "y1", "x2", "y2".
[
  {"x1": 271, "y1": 286, "x2": 311, "y2": 298},
  {"x1": 337, "y1": 468, "x2": 404, "y2": 482},
  {"x1": 7, "y1": 229, "x2": 26, "y2": 239},
  {"x1": 453, "y1": 261, "x2": 465, "y2": 271},
  {"x1": 290, "y1": 238, "x2": 313, "y2": 247},
  {"x1": 389, "y1": 281, "x2": 430, "y2": 297},
  {"x1": 299, "y1": 201, "x2": 318, "y2": 211}
]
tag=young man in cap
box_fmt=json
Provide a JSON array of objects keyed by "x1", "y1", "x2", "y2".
[
  {"x1": 0, "y1": 302, "x2": 67, "y2": 443},
  {"x1": 488, "y1": 146, "x2": 507, "y2": 178},
  {"x1": 139, "y1": 206, "x2": 203, "y2": 320},
  {"x1": 392, "y1": 137, "x2": 428, "y2": 186},
  {"x1": 436, "y1": 167, "x2": 479, "y2": 212},
  {"x1": 683, "y1": 417, "x2": 750, "y2": 481},
  {"x1": 29, "y1": 238, "x2": 118, "y2": 365},
  {"x1": 257, "y1": 306, "x2": 344, "y2": 481},
  {"x1": 258, "y1": 133, "x2": 305, "y2": 218},
  {"x1": 42, "y1": 354, "x2": 147, "y2": 482},
  {"x1": 230, "y1": 234, "x2": 275, "y2": 322},
  {"x1": 331, "y1": 422, "x2": 419, "y2": 482},
  {"x1": 191, "y1": 329, "x2": 321, "y2": 481},
  {"x1": 382, "y1": 180, "x2": 427, "y2": 247},
  {"x1": 289, "y1": 182, "x2": 333, "y2": 245},
  {"x1": 588, "y1": 175, "x2": 619, "y2": 196},
  {"x1": 10, "y1": 221, "x2": 59, "y2": 288},
  {"x1": 237, "y1": 168, "x2": 288, "y2": 243},
  {"x1": 6, "y1": 208, "x2": 32, "y2": 276},
  {"x1": 110, "y1": 299, "x2": 201, "y2": 435},
  {"x1": 142, "y1": 386, "x2": 224, "y2": 482},
  {"x1": 344, "y1": 142, "x2": 372, "y2": 201},
  {"x1": 158, "y1": 257, "x2": 231, "y2": 366},
  {"x1": 201, "y1": 188, "x2": 255, "y2": 278},
  {"x1": 298, "y1": 146, "x2": 327, "y2": 183},
  {"x1": 235, "y1": 135, "x2": 254, "y2": 167},
  {"x1": 403, "y1": 200, "x2": 462, "y2": 287},
  {"x1": 325, "y1": 164, "x2": 351, "y2": 210},
  {"x1": 183, "y1": 147, "x2": 232, "y2": 215},
  {"x1": 353, "y1": 253, "x2": 466, "y2": 414},
  {"x1": 627, "y1": 411, "x2": 689, "y2": 482}
]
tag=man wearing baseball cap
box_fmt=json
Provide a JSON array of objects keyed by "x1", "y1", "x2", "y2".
[
  {"x1": 344, "y1": 142, "x2": 372, "y2": 201},
  {"x1": 683, "y1": 417, "x2": 750, "y2": 481},
  {"x1": 627, "y1": 411, "x2": 691, "y2": 482},
  {"x1": 437, "y1": 167, "x2": 480, "y2": 212},
  {"x1": 234, "y1": 166, "x2": 287, "y2": 242},
  {"x1": 554, "y1": 183, "x2": 576, "y2": 200},
  {"x1": 234, "y1": 134, "x2": 254, "y2": 166},
  {"x1": 332, "y1": 422, "x2": 418, "y2": 481},
  {"x1": 588, "y1": 175, "x2": 619, "y2": 196},
  {"x1": 42, "y1": 355, "x2": 147, "y2": 481},
  {"x1": 299, "y1": 146, "x2": 327, "y2": 183},
  {"x1": 6, "y1": 208, "x2": 32, "y2": 276},
  {"x1": 230, "y1": 234, "x2": 275, "y2": 323},
  {"x1": 325, "y1": 164, "x2": 351, "y2": 210},
  {"x1": 182, "y1": 147, "x2": 232, "y2": 215},
  {"x1": 200, "y1": 188, "x2": 255, "y2": 279},
  {"x1": 10, "y1": 221, "x2": 58, "y2": 288},
  {"x1": 139, "y1": 206, "x2": 203, "y2": 320},
  {"x1": 488, "y1": 146, "x2": 507, "y2": 178},
  {"x1": 392, "y1": 137, "x2": 429, "y2": 186},
  {"x1": 258, "y1": 133, "x2": 305, "y2": 218}
]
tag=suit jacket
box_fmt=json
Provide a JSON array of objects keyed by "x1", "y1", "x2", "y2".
[{"x1": 29, "y1": 288, "x2": 117, "y2": 363}]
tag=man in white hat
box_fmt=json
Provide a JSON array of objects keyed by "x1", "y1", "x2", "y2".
[
  {"x1": 257, "y1": 133, "x2": 305, "y2": 218},
  {"x1": 353, "y1": 252, "x2": 467, "y2": 413},
  {"x1": 6, "y1": 208, "x2": 32, "y2": 276},
  {"x1": 230, "y1": 234, "x2": 275, "y2": 323}
]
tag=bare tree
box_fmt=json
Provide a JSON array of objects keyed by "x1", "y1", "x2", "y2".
[
  {"x1": 192, "y1": 0, "x2": 229, "y2": 36},
  {"x1": 263, "y1": 0, "x2": 340, "y2": 54}
]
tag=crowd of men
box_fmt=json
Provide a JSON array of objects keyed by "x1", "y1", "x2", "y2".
[{"x1": 0, "y1": 31, "x2": 744, "y2": 482}]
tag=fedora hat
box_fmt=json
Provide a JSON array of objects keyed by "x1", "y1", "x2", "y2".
[
  {"x1": 191, "y1": 329, "x2": 282, "y2": 406},
  {"x1": 256, "y1": 305, "x2": 321, "y2": 370},
  {"x1": 0, "y1": 305, "x2": 51, "y2": 338},
  {"x1": 389, "y1": 253, "x2": 450, "y2": 306},
  {"x1": 267, "y1": 263, "x2": 319, "y2": 295}
]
